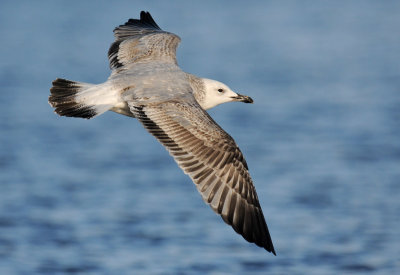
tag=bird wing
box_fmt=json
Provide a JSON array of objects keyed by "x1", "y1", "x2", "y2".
[
  {"x1": 127, "y1": 98, "x2": 275, "y2": 254},
  {"x1": 108, "y1": 11, "x2": 181, "y2": 70}
]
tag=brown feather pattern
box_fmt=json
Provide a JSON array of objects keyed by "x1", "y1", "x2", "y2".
[
  {"x1": 129, "y1": 102, "x2": 275, "y2": 254},
  {"x1": 108, "y1": 11, "x2": 181, "y2": 70}
]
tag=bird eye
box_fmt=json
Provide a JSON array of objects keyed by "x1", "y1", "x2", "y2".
[{"x1": 218, "y1": 88, "x2": 224, "y2": 93}]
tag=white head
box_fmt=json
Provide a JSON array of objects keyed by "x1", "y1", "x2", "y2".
[{"x1": 199, "y1": 78, "x2": 253, "y2": 110}]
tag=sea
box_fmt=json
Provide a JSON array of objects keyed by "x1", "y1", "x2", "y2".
[{"x1": 0, "y1": 1, "x2": 399, "y2": 274}]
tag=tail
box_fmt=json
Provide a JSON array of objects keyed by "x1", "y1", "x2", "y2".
[{"x1": 49, "y1": 78, "x2": 114, "y2": 119}]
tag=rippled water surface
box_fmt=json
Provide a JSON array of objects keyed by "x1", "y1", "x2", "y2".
[{"x1": 1, "y1": 1, "x2": 399, "y2": 274}]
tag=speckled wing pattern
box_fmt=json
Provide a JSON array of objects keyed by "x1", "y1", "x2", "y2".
[
  {"x1": 128, "y1": 99, "x2": 276, "y2": 254},
  {"x1": 108, "y1": 11, "x2": 181, "y2": 70}
]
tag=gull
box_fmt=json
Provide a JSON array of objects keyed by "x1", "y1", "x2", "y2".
[{"x1": 49, "y1": 11, "x2": 275, "y2": 255}]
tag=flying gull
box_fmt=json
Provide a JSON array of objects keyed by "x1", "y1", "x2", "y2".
[{"x1": 49, "y1": 11, "x2": 275, "y2": 255}]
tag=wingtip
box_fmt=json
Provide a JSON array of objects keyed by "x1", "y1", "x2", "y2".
[
  {"x1": 140, "y1": 10, "x2": 147, "y2": 18},
  {"x1": 265, "y1": 235, "x2": 276, "y2": 256},
  {"x1": 140, "y1": 10, "x2": 150, "y2": 17},
  {"x1": 262, "y1": 239, "x2": 276, "y2": 255},
  {"x1": 139, "y1": 11, "x2": 160, "y2": 29}
]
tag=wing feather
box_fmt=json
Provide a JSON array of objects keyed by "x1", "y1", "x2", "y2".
[
  {"x1": 108, "y1": 11, "x2": 181, "y2": 70},
  {"x1": 128, "y1": 101, "x2": 275, "y2": 254}
]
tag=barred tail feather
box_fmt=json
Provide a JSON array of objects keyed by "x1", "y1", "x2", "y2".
[{"x1": 49, "y1": 78, "x2": 113, "y2": 119}]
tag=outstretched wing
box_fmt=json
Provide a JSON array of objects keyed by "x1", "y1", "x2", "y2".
[
  {"x1": 108, "y1": 11, "x2": 181, "y2": 70},
  {"x1": 128, "y1": 99, "x2": 276, "y2": 254}
]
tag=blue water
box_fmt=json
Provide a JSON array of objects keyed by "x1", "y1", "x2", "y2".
[{"x1": 1, "y1": 1, "x2": 399, "y2": 274}]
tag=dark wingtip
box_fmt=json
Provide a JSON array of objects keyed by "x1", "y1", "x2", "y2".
[
  {"x1": 140, "y1": 11, "x2": 149, "y2": 19},
  {"x1": 261, "y1": 228, "x2": 276, "y2": 255},
  {"x1": 119, "y1": 11, "x2": 161, "y2": 31},
  {"x1": 139, "y1": 11, "x2": 161, "y2": 29},
  {"x1": 270, "y1": 246, "x2": 277, "y2": 256}
]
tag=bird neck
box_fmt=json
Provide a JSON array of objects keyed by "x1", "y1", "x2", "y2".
[{"x1": 186, "y1": 73, "x2": 207, "y2": 109}]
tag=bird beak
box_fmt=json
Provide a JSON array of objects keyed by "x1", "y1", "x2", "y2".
[{"x1": 231, "y1": 93, "x2": 254, "y2": 103}]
